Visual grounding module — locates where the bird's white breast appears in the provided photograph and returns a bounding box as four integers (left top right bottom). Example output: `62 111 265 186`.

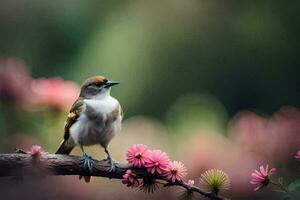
69 95 121 147
83 96 118 115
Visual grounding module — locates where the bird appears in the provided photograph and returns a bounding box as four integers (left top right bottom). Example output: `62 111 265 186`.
55 76 122 173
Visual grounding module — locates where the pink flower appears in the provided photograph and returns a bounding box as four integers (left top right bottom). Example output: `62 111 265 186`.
250 165 276 191
126 144 149 167
144 150 170 175
295 150 300 161
29 145 42 156
0 58 33 103
31 77 80 111
187 179 195 188
122 169 140 187
163 161 187 183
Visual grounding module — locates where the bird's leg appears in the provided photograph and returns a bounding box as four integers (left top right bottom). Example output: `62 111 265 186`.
80 145 94 173
105 148 117 172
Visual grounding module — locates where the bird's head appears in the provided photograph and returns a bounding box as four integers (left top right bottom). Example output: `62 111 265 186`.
79 76 119 99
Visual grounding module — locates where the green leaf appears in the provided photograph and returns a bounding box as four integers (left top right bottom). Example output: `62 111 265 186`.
278 177 284 185
179 190 194 200
288 179 300 192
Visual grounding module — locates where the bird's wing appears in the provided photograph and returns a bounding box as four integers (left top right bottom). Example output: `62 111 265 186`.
64 97 84 141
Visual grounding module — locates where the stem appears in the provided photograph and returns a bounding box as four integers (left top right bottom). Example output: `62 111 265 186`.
270 180 289 193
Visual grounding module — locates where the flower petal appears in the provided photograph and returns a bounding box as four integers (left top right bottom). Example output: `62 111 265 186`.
269 168 276 176
259 165 266 176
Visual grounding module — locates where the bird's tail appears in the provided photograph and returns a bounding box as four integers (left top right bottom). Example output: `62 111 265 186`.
55 140 74 154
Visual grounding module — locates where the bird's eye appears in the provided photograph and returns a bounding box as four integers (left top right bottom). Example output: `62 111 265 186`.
95 82 102 87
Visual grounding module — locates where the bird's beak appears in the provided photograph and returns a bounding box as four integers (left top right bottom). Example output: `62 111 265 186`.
104 80 119 88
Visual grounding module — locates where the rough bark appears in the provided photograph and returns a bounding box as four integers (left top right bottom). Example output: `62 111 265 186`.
0 152 229 200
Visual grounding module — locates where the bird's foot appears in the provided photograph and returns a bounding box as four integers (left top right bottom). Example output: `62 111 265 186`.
81 153 94 173
79 175 91 183
106 157 118 173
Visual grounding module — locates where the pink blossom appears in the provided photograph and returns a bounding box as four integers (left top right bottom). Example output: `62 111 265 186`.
29 145 42 156
31 77 80 111
163 161 187 183
144 150 170 175
250 165 276 191
187 180 195 188
0 58 33 103
122 169 140 187
295 150 300 161
126 144 149 167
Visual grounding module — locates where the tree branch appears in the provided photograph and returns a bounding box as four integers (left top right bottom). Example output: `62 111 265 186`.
0 152 229 200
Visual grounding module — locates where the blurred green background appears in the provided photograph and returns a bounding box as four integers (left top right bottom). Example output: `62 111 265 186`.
0 1 300 200
1 0 299 118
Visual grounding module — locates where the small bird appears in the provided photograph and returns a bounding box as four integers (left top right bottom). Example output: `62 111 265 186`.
56 76 122 173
